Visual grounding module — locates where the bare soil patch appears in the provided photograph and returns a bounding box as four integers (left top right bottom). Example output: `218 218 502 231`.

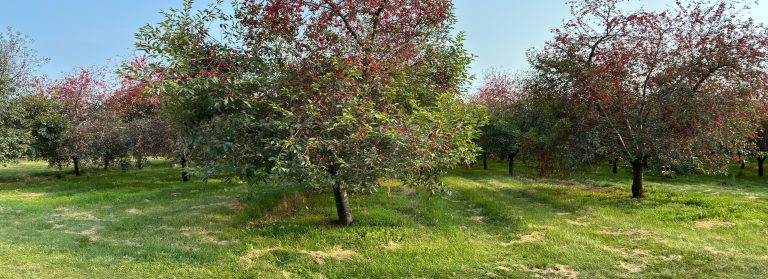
566 220 588 226
124 240 143 247
258 192 307 223
227 203 243 211
500 232 544 247
597 228 652 239
7 192 46 198
241 247 281 269
468 215 485 223
51 207 100 221
619 262 644 273
382 241 401 250
201 234 239 245
601 246 653 258
523 264 579 279
704 246 732 256
528 224 555 230
68 226 102 241
695 220 735 228
302 245 358 264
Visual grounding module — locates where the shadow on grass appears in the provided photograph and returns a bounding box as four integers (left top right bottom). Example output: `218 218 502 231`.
450 170 765 231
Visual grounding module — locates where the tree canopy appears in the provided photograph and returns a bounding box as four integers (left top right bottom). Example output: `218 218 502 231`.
0 28 47 165
137 0 484 225
531 0 768 198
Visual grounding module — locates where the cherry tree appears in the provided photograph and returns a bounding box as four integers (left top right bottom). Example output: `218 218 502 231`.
754 73 768 176
471 70 526 175
137 0 241 181
757 120 767 176
0 28 46 165
86 109 129 170
246 0 481 225
138 0 483 225
109 57 174 169
532 0 768 198
755 84 768 176
44 67 110 175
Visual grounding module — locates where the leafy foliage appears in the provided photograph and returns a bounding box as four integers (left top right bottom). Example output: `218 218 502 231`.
0 28 47 165
110 57 175 168
470 70 526 174
137 0 484 223
531 0 768 197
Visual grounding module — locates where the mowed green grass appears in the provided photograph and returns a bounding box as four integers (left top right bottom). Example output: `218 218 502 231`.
0 160 767 278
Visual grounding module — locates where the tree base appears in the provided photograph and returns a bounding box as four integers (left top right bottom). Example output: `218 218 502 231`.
333 186 353 226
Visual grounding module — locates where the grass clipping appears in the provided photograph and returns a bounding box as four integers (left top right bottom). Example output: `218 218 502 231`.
302 245 358 264
500 232 544 247
241 245 358 268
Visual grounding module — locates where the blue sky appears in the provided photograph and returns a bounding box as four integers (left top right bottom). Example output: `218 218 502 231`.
2 0 767 88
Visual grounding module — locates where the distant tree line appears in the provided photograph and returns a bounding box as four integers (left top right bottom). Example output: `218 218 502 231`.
0 27 176 174
471 0 768 198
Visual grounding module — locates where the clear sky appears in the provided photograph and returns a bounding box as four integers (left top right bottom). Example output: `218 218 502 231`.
2 0 767 87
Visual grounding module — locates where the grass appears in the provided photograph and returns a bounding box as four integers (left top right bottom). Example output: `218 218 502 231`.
0 160 767 278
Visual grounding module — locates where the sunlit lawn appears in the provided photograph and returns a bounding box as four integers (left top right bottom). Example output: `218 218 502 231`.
0 160 766 278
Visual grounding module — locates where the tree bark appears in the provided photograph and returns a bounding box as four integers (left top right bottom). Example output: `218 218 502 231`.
612 158 619 174
482 151 488 170
508 151 518 176
759 157 765 177
739 152 745 169
180 154 190 182
136 152 144 170
73 157 81 176
103 157 110 170
329 164 353 225
631 160 644 199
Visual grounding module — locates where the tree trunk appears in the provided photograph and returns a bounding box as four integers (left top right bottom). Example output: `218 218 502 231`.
103 157 110 170
73 157 81 176
181 154 190 182
631 160 644 199
739 152 745 169
759 157 765 177
136 152 144 170
612 159 618 174
482 151 488 170
329 164 353 225
508 151 517 176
